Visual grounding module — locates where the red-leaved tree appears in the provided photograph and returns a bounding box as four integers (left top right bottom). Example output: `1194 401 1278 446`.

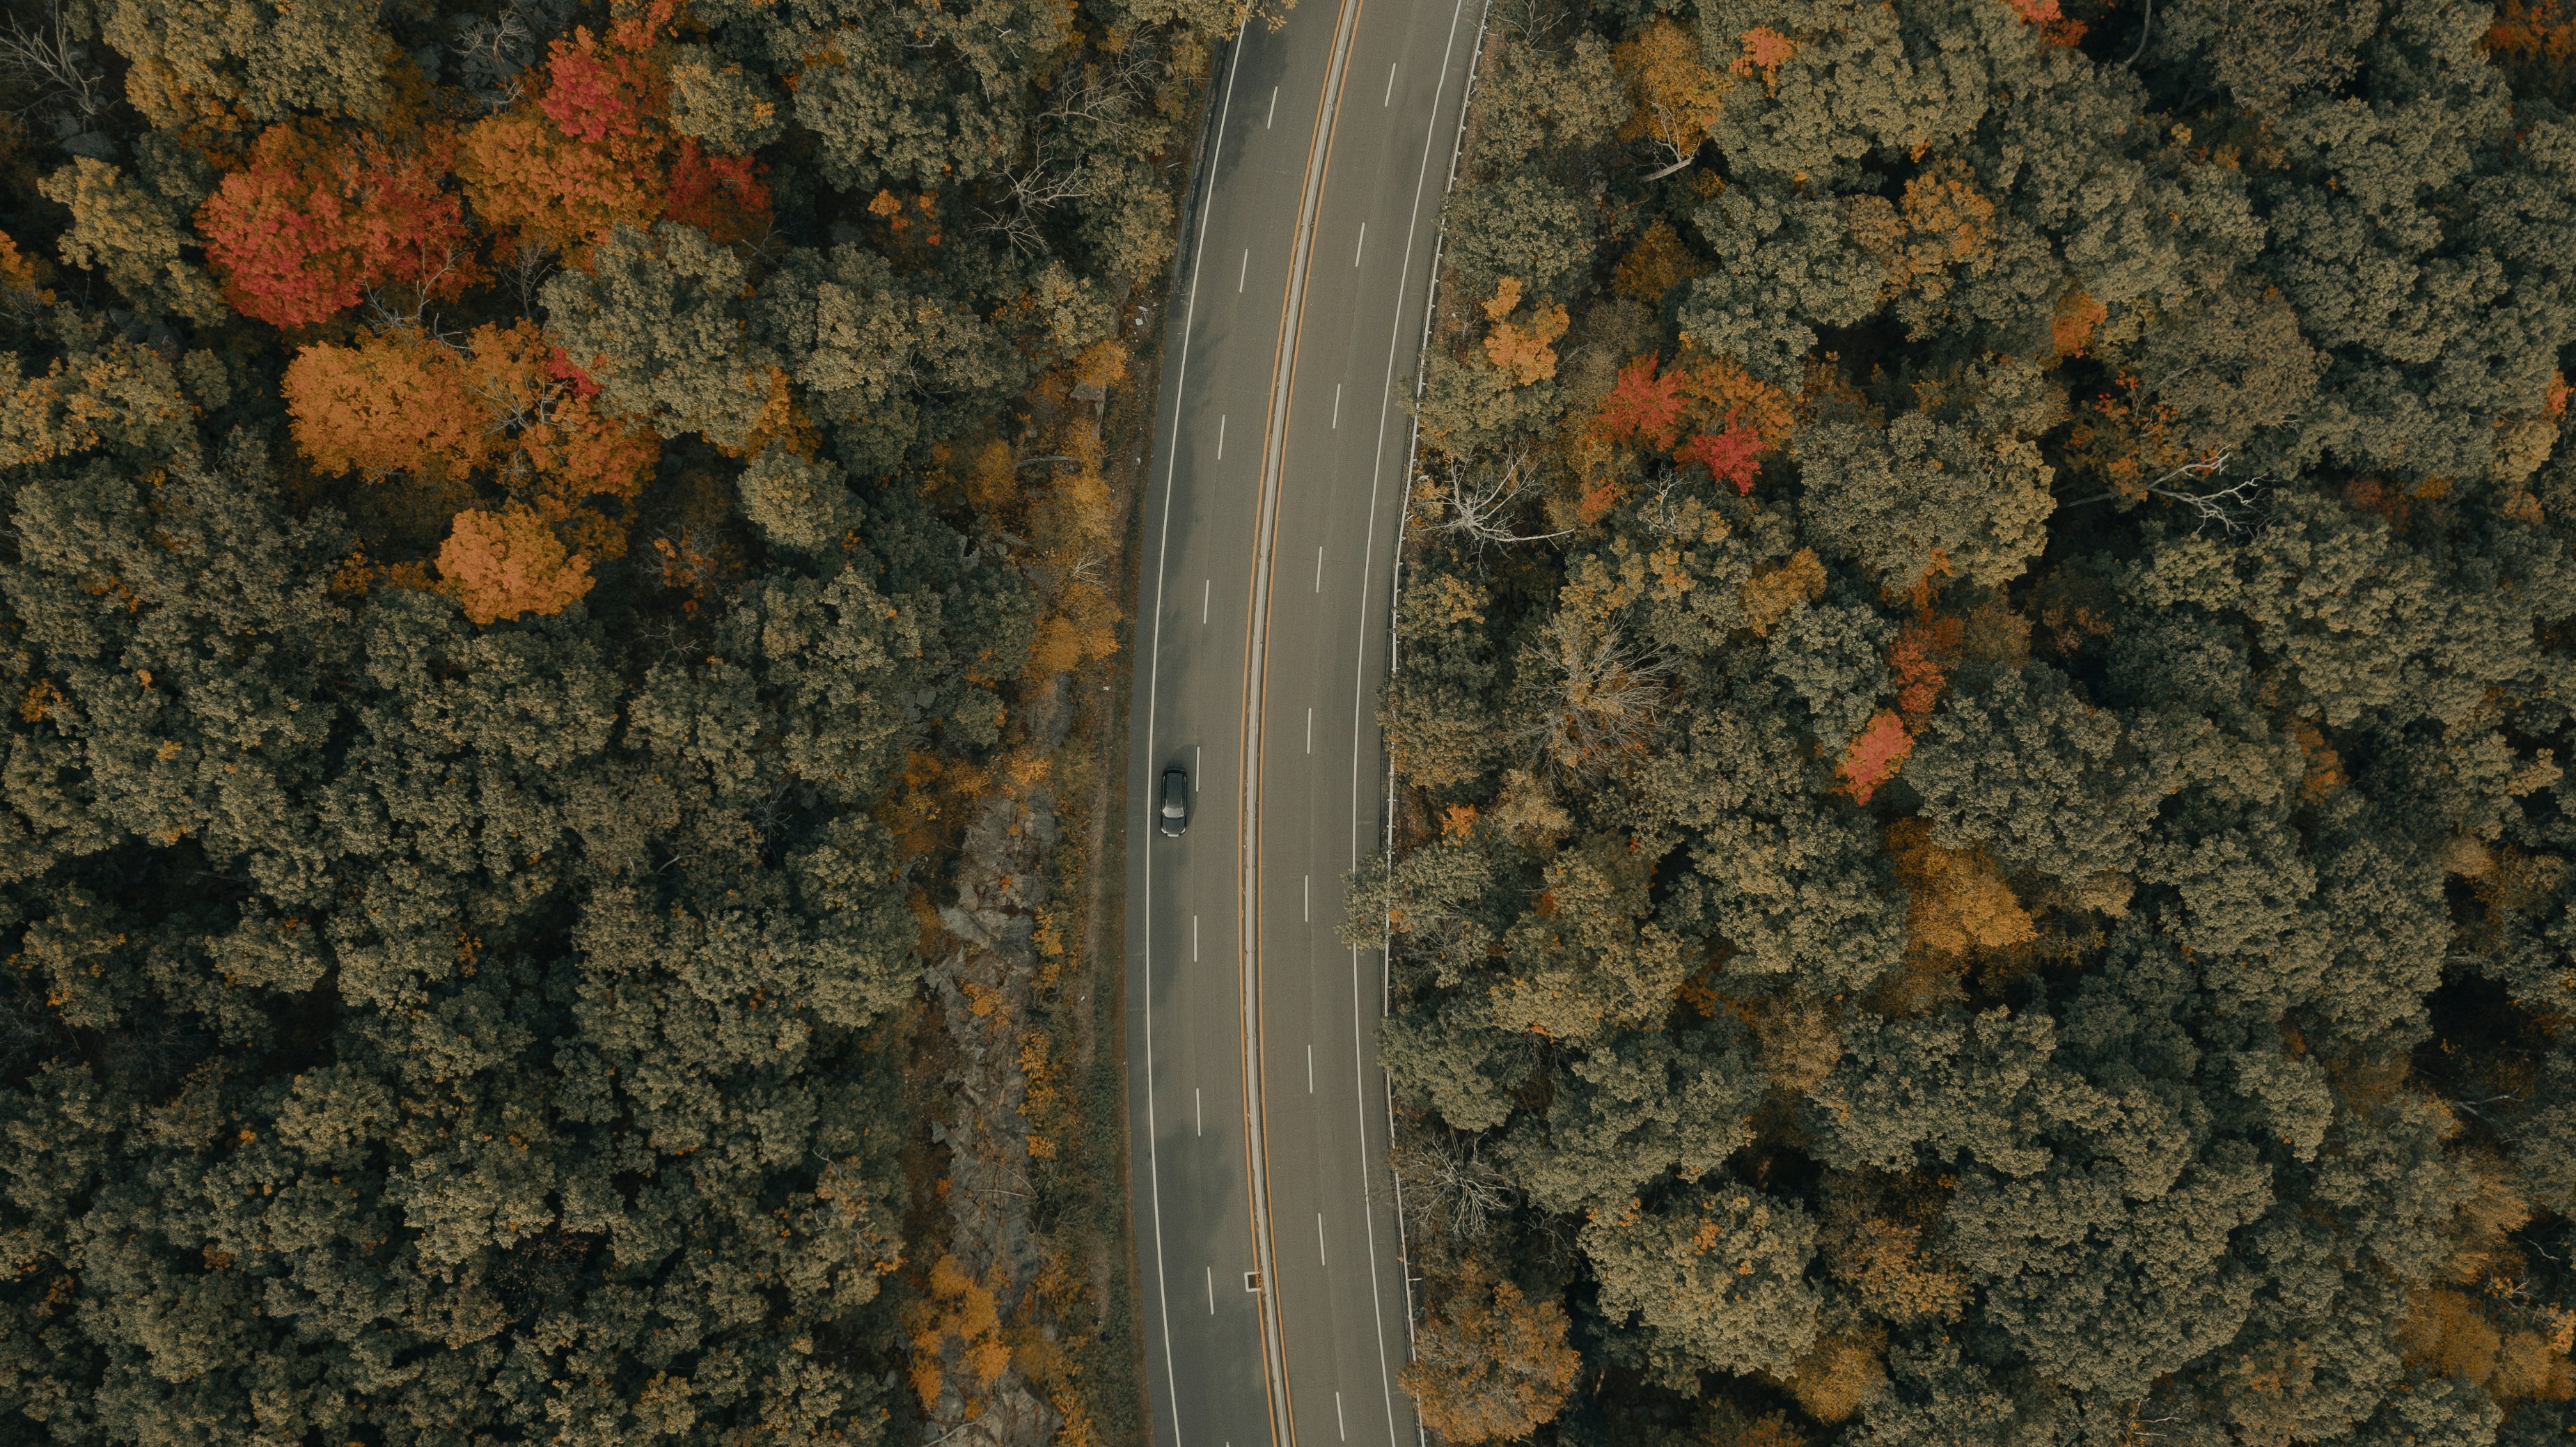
1678 426 1767 492
461 17 768 257
197 126 477 328
666 141 771 244
1594 353 1690 448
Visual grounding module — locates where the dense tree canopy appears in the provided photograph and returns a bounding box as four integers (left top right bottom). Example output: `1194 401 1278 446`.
0 0 1229 1438
1374 0 2576 1443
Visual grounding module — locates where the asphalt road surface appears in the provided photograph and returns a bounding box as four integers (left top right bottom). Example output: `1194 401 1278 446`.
1123 4 1482 1447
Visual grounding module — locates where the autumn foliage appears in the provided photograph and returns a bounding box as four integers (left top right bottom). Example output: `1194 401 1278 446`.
2488 0 2576 63
1837 710 1913 804
457 110 657 258
538 28 666 152
196 6 769 299
283 331 493 479
1733 26 1798 86
286 322 659 506
461 24 769 257
1888 611 1963 719
1596 354 1692 448
665 141 773 244
1482 276 1569 386
900 1256 1012 1414
437 503 595 623
1400 1263 1581 1442
285 318 658 606
2050 286 2107 357
1847 162 1998 301
2000 0 2087 46
197 125 478 328
1585 350 1796 508
1739 547 1827 635
462 319 662 514
1614 18 1734 172
1677 427 1767 492
1885 818 2034 959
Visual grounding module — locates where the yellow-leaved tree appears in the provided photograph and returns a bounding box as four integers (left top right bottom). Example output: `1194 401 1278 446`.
1613 17 1734 180
1482 276 1569 385
1400 1262 1580 1442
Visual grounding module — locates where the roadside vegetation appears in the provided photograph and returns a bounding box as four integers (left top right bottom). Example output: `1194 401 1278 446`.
1369 0 2576 1441
0 0 1236 1439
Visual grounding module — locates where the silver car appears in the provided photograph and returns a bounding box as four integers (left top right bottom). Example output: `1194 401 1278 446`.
1159 765 1190 837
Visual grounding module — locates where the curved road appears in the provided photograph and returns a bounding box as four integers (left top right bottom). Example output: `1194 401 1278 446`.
1124 5 1480 1447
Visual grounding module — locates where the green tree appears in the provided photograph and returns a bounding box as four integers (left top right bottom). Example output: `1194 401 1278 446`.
1582 1185 1823 1384
541 221 778 449
1372 0 2576 1434
37 159 225 322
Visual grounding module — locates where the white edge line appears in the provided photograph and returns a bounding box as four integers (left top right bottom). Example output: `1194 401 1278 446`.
1344 3 1484 1447
1372 29 1492 1447
1142 29 1248 1447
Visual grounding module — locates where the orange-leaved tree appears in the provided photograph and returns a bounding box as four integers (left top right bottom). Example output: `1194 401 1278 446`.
1482 276 1569 386
1672 352 1795 491
1595 353 1692 448
665 141 772 244
438 503 595 623
2050 286 2107 357
1888 610 1964 720
1021 430 1122 681
1846 162 1997 312
283 330 494 480
461 19 769 258
1733 26 1797 89
2000 0 2088 47
287 322 658 591
1677 428 1766 491
458 107 658 259
1584 351 1796 510
198 125 478 328
1839 711 1913 804
1885 817 2034 960
2488 0 2576 65
462 320 660 549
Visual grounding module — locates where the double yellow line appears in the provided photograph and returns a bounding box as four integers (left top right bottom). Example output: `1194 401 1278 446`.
1236 1 1367 1444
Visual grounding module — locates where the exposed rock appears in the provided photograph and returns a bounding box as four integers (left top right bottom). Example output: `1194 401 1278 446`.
920 788 1062 1446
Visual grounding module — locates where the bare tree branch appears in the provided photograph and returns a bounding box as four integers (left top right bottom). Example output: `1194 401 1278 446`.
1524 611 1671 774
974 151 1093 256
1044 40 1164 125
1420 446 1570 550
2061 451 2264 534
1640 466 1698 538
1496 0 1564 44
505 241 556 318
1638 100 1703 181
361 245 475 337
1394 1128 1516 1244
452 1 541 108
0 0 104 127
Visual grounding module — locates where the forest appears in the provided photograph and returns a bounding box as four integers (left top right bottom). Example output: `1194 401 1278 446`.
0 0 1234 1439
1367 0 2576 1444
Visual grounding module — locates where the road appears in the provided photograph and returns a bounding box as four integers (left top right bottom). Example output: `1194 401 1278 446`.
1122 4 1481 1447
